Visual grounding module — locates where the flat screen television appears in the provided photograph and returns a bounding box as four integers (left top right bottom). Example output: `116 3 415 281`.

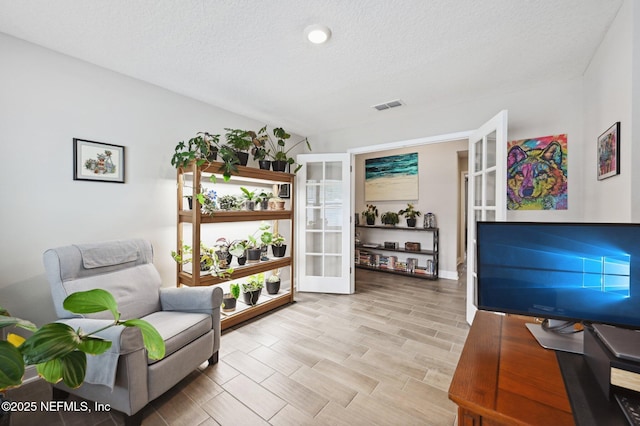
476 221 640 353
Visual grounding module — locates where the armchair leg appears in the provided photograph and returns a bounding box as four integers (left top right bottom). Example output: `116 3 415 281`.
208 352 219 366
51 387 69 401
124 410 143 426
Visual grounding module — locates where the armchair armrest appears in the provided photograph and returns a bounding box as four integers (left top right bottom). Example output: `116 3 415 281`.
160 286 223 314
56 318 144 389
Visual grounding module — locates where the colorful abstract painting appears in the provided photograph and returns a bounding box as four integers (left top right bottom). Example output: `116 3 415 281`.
507 134 567 210
365 153 418 201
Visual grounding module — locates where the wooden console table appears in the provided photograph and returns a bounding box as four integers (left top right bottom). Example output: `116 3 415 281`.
449 311 574 425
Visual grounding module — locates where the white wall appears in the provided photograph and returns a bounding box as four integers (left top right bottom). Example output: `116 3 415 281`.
355 142 467 279
313 78 587 224
0 34 268 325
583 0 633 222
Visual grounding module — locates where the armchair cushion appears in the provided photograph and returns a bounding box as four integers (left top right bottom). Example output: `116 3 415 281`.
60 264 162 320
142 311 212 365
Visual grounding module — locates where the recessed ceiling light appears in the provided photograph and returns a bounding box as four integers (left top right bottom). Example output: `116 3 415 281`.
304 24 331 44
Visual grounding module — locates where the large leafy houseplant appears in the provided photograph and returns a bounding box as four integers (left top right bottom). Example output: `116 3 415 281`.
266 127 312 173
0 289 165 391
171 132 220 169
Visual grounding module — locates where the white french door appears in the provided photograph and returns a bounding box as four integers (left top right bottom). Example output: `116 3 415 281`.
466 110 508 324
295 153 353 294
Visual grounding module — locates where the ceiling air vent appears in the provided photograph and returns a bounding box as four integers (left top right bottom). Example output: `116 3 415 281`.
372 99 404 111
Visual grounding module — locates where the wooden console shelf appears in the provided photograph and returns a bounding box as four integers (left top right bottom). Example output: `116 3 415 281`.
449 311 574 425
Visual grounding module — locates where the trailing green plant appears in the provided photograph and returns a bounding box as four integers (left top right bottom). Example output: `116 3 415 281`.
381 211 400 226
0 289 164 391
398 203 421 219
242 273 264 292
171 243 233 278
171 132 220 169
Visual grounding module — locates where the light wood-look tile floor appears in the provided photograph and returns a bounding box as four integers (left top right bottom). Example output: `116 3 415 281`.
8 268 469 426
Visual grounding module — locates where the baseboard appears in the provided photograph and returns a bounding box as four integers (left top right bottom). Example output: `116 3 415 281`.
439 269 459 280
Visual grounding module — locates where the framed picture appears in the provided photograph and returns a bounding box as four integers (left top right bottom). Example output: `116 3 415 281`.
365 152 418 201
278 183 290 199
597 122 620 180
73 138 125 183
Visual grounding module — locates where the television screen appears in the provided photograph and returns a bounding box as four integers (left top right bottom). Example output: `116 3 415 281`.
476 221 640 329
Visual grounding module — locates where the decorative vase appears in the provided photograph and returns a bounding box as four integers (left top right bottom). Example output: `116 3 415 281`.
424 212 437 228
243 288 262 306
272 245 287 257
266 279 281 295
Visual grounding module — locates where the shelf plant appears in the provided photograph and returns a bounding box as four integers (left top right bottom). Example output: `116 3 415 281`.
229 239 248 265
398 203 422 227
381 211 400 226
225 128 254 166
266 270 281 294
362 204 378 225
222 283 240 312
171 132 220 170
0 289 164 391
265 127 312 173
246 222 271 262
240 187 259 210
242 273 264 306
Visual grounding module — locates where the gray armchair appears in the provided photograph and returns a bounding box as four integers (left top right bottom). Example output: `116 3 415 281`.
43 239 223 425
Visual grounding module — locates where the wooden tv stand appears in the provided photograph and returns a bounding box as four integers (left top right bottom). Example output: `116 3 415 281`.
449 311 574 425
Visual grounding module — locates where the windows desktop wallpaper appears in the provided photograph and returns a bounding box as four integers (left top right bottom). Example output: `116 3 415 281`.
477 222 640 328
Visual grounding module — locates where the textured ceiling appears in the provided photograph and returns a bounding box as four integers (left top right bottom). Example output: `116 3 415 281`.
0 0 623 136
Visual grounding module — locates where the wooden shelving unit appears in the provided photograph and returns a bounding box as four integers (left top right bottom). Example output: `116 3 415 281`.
355 224 439 280
176 160 295 329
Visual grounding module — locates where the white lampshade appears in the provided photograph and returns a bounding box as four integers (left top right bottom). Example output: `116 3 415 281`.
304 24 331 44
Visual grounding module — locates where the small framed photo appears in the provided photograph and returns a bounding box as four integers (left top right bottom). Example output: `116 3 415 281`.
73 138 125 183
278 183 290 199
597 122 620 180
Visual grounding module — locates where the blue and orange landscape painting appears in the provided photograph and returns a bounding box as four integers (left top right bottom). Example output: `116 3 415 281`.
365 152 418 201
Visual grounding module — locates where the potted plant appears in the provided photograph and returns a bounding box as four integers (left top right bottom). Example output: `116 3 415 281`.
218 194 241 211
362 204 378 225
240 187 259 210
171 132 218 170
172 243 216 271
250 126 271 170
266 270 281 294
269 233 287 257
266 127 312 173
199 188 218 215
269 196 286 211
257 191 273 210
398 203 422 227
242 274 264 306
0 289 164 393
225 128 253 166
222 283 240 312
246 222 271 262
214 238 232 269
229 239 249 266
381 211 400 226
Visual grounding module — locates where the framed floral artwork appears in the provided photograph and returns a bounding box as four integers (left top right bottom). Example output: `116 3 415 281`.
73 138 125 183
